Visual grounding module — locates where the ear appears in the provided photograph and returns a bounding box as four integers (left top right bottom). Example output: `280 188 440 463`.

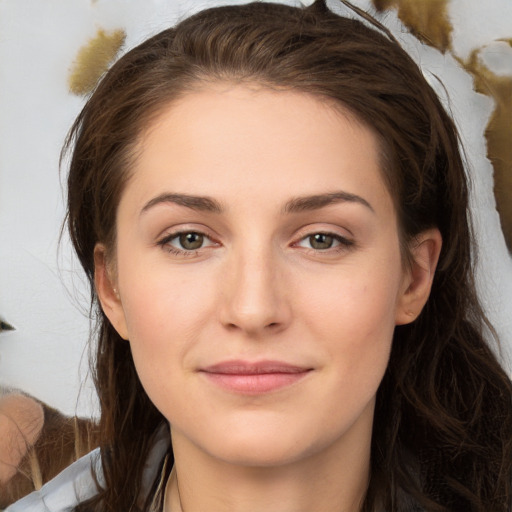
94 244 129 340
395 228 442 325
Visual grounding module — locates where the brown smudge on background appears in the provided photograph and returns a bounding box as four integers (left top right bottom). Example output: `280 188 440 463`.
372 1 512 253
0 319 15 333
461 45 512 253
372 0 453 52
68 29 125 96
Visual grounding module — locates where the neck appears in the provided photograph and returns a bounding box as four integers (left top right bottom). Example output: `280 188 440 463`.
166 408 373 512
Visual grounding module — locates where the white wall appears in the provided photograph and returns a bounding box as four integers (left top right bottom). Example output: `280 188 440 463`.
0 0 511 418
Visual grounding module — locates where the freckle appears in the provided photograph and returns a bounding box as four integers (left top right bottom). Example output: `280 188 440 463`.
460 46 512 254
68 28 126 96
372 0 453 53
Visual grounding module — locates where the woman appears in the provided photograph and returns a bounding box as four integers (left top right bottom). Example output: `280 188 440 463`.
7 0 512 510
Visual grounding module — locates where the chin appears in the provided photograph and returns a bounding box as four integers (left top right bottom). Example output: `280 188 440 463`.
197 417 338 469
210 438 310 468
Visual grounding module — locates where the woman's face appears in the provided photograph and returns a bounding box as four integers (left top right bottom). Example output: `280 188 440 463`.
96 84 431 468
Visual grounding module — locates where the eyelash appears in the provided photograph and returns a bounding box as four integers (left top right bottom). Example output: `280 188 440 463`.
156 230 355 257
294 232 355 253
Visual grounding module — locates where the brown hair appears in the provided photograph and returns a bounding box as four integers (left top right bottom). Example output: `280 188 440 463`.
64 1 512 510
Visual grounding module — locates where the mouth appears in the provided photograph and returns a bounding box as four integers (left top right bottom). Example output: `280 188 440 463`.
199 360 313 394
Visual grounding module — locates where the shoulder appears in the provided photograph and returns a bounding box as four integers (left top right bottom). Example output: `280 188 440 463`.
4 448 102 512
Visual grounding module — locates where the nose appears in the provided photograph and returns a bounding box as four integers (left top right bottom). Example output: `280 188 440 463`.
219 245 292 337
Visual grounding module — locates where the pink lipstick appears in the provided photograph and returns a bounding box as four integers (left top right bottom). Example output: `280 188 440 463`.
199 360 312 394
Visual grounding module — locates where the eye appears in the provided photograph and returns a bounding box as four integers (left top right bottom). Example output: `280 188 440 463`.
175 232 205 250
158 231 217 254
305 233 336 250
296 232 353 251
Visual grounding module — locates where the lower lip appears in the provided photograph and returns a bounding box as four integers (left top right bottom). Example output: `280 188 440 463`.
201 371 310 394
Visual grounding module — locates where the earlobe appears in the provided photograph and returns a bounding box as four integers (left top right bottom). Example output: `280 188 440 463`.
395 228 442 325
94 244 129 340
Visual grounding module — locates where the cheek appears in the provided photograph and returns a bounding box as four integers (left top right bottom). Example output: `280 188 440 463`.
118 256 216 343
118 279 204 417
115 257 221 404
298 259 402 388
301 265 401 342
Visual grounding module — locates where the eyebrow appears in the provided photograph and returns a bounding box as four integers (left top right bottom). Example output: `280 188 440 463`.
283 191 374 214
140 193 223 215
139 190 374 217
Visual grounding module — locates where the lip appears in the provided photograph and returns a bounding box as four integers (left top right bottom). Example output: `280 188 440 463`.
199 360 313 394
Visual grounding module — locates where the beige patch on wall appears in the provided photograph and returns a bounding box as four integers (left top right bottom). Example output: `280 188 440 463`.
372 0 512 254
372 0 452 52
461 43 512 252
68 29 126 96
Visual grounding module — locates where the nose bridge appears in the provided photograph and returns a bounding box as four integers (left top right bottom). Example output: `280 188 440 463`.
220 239 290 335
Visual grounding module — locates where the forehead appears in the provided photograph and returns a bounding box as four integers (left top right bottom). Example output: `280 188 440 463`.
123 84 393 216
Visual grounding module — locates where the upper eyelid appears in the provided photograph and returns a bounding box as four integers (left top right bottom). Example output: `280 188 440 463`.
157 225 217 241
159 230 216 245
291 219 355 235
292 225 354 242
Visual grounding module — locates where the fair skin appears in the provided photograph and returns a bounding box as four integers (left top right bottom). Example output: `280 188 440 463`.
95 84 441 512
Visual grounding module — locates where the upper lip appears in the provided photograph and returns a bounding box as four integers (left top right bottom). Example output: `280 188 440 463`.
200 360 312 375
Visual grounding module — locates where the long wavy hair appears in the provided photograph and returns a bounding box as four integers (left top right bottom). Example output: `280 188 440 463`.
64 1 512 510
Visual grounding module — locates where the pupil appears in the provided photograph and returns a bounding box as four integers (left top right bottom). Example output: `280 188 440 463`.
310 233 333 250
180 232 203 250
